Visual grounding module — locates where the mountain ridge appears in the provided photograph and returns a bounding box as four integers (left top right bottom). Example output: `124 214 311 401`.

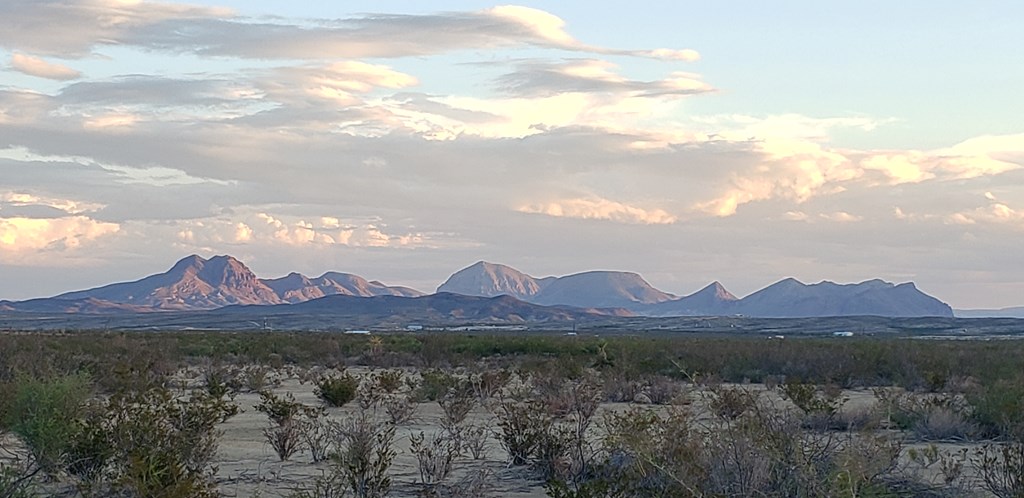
5 255 958 318
441 261 953 318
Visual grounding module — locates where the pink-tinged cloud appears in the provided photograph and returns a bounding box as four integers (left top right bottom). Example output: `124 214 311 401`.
518 197 677 225
9 53 81 80
0 216 119 253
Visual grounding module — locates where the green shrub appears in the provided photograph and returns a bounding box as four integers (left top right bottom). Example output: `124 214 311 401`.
969 378 1024 439
316 373 360 407
416 369 459 402
256 390 309 425
2 373 92 474
101 379 238 497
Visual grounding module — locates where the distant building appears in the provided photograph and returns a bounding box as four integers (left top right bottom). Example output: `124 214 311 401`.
345 330 371 335
833 331 854 337
405 325 424 331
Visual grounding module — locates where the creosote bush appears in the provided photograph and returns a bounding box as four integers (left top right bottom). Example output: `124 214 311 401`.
1 373 92 474
316 373 360 407
327 411 396 498
409 431 459 496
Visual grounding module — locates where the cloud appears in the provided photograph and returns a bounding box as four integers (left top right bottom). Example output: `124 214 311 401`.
245 213 429 247
948 199 1024 229
0 2 699 62
0 0 233 58
495 59 714 98
518 197 677 225
1 192 103 215
9 53 81 80
819 211 862 223
0 215 119 255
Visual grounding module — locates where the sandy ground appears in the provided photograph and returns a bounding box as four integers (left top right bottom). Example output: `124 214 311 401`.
214 376 551 498
0 370 994 497
209 377 975 498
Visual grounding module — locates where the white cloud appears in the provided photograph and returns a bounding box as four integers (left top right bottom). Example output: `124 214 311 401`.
819 211 862 223
0 3 699 63
0 0 233 57
783 211 808 221
518 197 677 225
1 192 103 215
9 53 81 80
234 222 253 242
0 215 119 256
486 5 575 46
948 202 1024 228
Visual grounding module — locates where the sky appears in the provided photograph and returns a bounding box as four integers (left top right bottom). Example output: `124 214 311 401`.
1 1 1023 309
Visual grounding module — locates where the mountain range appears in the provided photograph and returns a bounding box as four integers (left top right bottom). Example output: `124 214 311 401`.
52 255 422 310
438 261 953 318
0 254 956 319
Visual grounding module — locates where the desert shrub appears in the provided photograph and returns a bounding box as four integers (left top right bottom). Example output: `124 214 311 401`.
241 364 279 392
409 431 459 496
202 363 242 398
905 444 970 492
417 369 459 402
329 412 396 498
65 401 114 487
317 373 360 407
256 390 326 462
356 378 384 410
301 416 333 463
101 378 238 498
462 423 491 460
0 463 38 498
369 369 404 394
470 368 512 401
968 378 1024 439
974 442 1024 498
2 373 92 474
599 371 642 403
439 389 476 428
874 389 977 441
287 470 348 498
450 464 494 498
256 390 310 425
644 375 687 405
832 405 881 432
706 384 759 421
383 394 417 425
779 380 845 418
559 395 911 498
913 405 978 441
265 420 303 461
495 400 551 466
554 375 603 483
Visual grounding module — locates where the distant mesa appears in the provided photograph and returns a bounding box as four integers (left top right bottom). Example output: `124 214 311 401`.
730 278 952 318
1 254 956 319
955 306 1024 319
439 261 953 318
438 263 674 310
264 271 423 303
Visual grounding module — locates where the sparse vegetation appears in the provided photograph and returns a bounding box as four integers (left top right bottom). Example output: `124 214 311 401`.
2 330 1024 496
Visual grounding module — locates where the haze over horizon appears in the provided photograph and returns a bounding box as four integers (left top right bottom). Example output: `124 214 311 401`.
1 2 1022 309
